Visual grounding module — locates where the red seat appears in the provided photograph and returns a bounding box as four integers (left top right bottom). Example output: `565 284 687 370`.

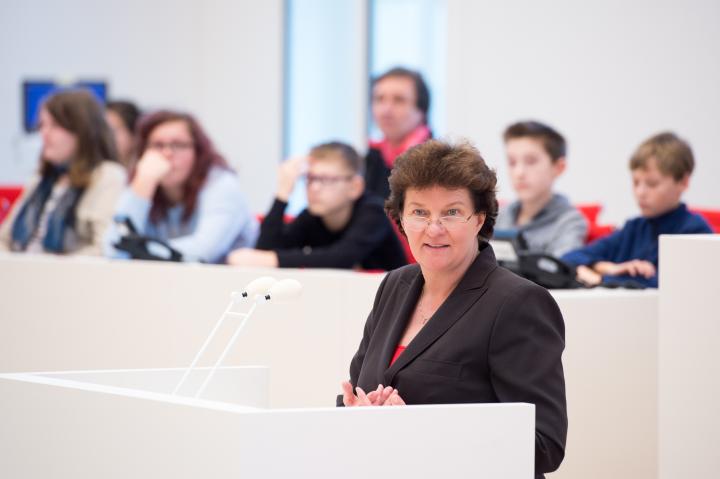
576 203 616 244
576 203 601 224
690 207 720 233
255 213 294 224
0 186 23 225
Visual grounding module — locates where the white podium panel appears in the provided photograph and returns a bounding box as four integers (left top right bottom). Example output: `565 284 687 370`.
548 289 659 479
0 254 384 408
0 371 535 479
658 235 720 478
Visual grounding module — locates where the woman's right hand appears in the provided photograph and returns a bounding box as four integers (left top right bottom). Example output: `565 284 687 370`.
132 150 172 199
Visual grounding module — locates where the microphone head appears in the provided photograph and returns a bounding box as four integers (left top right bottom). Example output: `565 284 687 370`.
233 276 278 301
266 279 302 301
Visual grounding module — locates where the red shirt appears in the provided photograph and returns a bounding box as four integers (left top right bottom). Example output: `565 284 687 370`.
369 124 431 169
390 344 406 366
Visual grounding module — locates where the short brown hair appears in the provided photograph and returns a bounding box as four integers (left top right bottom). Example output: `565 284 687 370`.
503 120 566 162
629 132 694 181
309 141 363 175
385 139 498 241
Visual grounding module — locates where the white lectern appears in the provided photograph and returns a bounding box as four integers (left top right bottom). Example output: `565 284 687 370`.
0 370 535 479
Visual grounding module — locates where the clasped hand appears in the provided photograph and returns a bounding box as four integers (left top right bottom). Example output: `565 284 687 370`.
341 380 406 407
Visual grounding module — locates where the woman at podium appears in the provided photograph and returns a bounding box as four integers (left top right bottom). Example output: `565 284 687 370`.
339 140 567 477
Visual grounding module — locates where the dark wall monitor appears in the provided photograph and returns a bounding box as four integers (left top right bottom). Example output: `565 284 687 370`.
22 80 108 133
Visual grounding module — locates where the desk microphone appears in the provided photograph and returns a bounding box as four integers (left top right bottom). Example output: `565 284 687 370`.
172 276 303 399
266 278 302 301
233 276 279 301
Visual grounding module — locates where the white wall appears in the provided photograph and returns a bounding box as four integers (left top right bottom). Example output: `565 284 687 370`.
4 0 718 222
0 0 283 213
370 0 447 137
285 0 368 157
283 0 368 215
446 0 720 223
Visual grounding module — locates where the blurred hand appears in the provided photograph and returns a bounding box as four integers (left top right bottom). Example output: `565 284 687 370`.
136 150 172 183
277 156 308 202
227 248 279 268
131 150 172 199
596 260 656 279
576 265 602 286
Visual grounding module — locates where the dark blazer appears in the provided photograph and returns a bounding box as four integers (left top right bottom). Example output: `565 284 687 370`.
341 243 567 477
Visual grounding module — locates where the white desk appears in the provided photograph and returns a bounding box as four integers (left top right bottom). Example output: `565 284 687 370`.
0 253 660 478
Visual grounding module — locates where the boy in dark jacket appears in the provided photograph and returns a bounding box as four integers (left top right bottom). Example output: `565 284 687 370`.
228 142 406 270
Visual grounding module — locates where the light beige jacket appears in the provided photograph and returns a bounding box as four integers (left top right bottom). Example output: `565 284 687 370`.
0 162 127 256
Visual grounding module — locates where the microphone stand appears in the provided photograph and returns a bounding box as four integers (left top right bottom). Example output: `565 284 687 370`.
171 296 260 396
171 278 301 400
192 297 264 399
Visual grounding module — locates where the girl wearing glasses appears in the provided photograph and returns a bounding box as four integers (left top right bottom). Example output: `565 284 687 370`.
0 90 125 255
104 110 257 263
339 140 568 478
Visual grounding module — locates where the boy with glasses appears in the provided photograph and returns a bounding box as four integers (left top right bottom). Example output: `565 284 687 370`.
227 142 407 270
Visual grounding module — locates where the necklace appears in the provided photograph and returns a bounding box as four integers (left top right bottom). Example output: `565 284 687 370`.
417 291 434 325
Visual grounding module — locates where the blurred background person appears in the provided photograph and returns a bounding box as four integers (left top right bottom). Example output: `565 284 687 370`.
365 67 432 199
104 110 257 263
340 140 567 478
228 141 406 270
496 121 587 257
0 90 125 255
562 132 712 288
105 100 142 170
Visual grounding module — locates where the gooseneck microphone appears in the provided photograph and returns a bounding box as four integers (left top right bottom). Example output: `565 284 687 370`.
172 277 302 399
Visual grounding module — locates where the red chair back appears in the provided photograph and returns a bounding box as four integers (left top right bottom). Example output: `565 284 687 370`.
575 203 616 244
576 203 601 225
0 186 23 225
690 207 720 233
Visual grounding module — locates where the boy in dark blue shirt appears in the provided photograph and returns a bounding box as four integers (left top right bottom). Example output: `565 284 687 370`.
562 132 712 288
